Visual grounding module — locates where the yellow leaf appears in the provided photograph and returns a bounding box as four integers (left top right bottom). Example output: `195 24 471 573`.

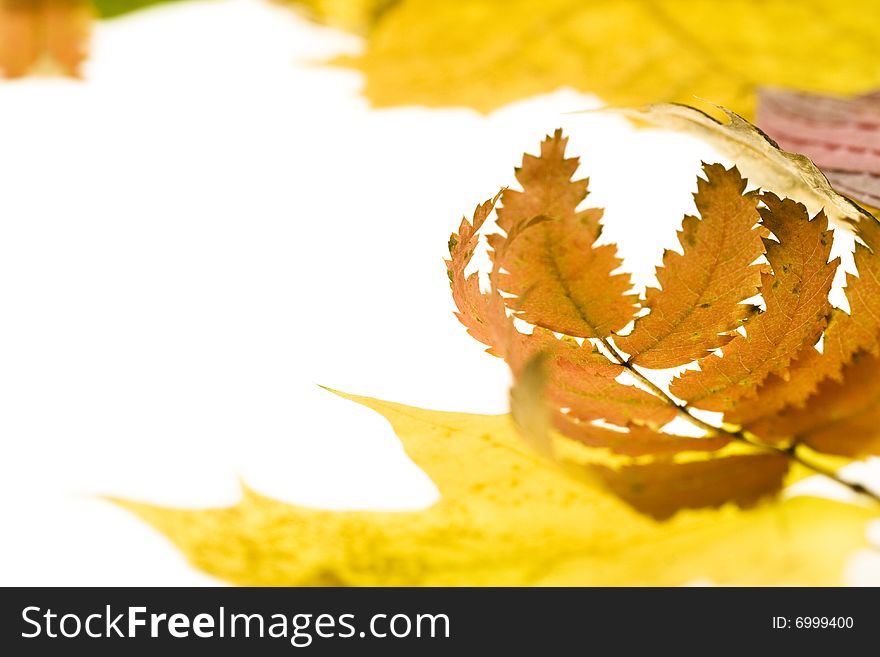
449 124 879 517
117 391 876 586
332 0 880 117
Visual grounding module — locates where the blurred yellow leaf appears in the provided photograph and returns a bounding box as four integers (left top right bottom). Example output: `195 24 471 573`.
118 391 876 585
335 0 880 116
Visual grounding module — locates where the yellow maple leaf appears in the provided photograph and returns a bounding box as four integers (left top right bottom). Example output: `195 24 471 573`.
333 0 880 116
117 391 876 586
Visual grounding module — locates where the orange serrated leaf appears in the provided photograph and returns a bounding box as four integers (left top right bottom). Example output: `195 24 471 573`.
594 453 790 521
446 194 512 357
447 136 675 429
447 206 674 427
117 392 875 586
332 1 880 119
616 164 766 368
670 194 839 411
493 129 637 338
748 350 880 457
532 330 675 426
553 412 729 457
730 218 880 425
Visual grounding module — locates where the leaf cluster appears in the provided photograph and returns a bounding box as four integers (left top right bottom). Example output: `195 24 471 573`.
448 128 880 519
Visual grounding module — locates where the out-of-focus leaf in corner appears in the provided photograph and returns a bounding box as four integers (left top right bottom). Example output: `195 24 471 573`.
0 0 92 78
757 88 880 213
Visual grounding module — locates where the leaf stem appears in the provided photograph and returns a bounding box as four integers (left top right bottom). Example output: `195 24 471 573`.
597 336 880 505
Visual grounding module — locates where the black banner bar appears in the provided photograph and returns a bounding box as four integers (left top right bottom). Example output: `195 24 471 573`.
1 587 875 654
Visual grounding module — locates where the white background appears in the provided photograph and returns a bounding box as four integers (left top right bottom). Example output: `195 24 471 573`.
0 0 877 585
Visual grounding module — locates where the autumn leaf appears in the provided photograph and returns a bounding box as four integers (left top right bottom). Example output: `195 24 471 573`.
757 87 880 212
116 120 880 586
0 0 92 78
450 126 880 520
553 412 729 457
670 194 839 411
0 1 205 80
452 132 790 515
445 194 511 357
12 0 880 127
615 163 766 368
749 351 880 458
493 130 638 339
754 86 880 249
445 197 660 432
117 390 877 586
0 0 379 78
611 103 872 228
541 337 674 426
757 89 880 180
446 133 675 429
332 0 880 116
508 353 793 519
728 218 880 426
594 454 790 521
